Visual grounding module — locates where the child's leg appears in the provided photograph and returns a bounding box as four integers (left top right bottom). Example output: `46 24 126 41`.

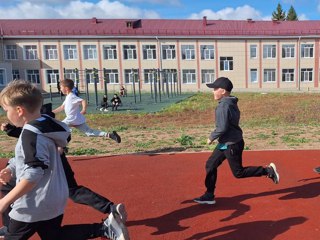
74 123 106 137
204 148 226 193
6 218 37 240
37 215 63 240
225 140 267 178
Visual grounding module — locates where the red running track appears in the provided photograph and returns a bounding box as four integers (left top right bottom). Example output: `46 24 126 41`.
1 150 320 240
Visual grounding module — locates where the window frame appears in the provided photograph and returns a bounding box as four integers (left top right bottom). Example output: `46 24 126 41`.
263 44 276 59
24 45 38 60
63 45 78 60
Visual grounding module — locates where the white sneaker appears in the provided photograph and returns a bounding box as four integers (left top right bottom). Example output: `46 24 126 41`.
100 108 104 111
267 163 279 184
104 109 109 112
102 212 130 240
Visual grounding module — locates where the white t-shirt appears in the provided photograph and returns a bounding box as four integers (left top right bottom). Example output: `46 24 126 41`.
62 93 86 126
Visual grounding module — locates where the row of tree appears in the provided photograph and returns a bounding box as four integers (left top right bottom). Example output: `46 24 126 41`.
272 3 298 21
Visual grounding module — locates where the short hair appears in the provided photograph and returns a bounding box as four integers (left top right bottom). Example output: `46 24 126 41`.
60 79 74 90
0 80 43 113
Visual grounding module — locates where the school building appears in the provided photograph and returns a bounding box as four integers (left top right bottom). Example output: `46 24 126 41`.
0 17 320 93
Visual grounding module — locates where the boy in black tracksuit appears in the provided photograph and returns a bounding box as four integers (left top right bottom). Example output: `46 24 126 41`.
194 77 280 204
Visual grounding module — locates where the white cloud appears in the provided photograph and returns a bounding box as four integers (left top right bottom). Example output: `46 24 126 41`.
122 0 181 6
0 0 160 19
188 5 265 20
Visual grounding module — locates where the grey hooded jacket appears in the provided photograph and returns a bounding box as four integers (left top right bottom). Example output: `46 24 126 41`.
7 115 70 223
209 96 243 145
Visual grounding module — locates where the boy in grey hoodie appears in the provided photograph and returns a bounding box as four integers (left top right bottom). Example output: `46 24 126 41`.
194 77 280 204
0 80 129 240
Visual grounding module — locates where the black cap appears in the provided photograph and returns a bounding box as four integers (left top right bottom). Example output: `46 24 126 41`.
206 77 233 92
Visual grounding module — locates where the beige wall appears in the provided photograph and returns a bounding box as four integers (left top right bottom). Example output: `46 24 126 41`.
1 36 320 92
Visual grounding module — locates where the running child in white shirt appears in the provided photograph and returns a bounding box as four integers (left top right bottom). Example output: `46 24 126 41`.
53 79 121 143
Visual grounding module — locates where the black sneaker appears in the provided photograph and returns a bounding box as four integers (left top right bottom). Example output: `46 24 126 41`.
109 131 121 143
193 192 216 204
267 163 279 184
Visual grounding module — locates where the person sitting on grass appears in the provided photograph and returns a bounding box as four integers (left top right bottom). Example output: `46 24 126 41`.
53 79 121 143
100 94 109 112
111 94 122 111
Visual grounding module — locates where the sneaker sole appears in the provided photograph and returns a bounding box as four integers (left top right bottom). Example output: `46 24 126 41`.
193 199 216 205
115 203 128 222
269 163 280 184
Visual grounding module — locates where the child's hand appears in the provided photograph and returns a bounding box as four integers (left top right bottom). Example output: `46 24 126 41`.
0 168 12 185
0 123 9 131
80 110 86 115
207 138 213 145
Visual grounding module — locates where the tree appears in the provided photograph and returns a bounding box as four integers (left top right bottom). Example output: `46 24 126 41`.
272 3 286 21
286 6 298 21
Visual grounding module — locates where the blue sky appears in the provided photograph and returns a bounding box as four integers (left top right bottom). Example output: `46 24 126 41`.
0 0 319 20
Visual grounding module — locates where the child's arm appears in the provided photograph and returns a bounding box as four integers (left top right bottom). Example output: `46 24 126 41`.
1 123 22 138
52 104 64 114
80 99 87 115
0 178 36 213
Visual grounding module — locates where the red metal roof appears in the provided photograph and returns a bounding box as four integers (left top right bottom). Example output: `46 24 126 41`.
0 18 320 38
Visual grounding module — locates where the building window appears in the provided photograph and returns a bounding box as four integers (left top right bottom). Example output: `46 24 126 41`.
301 44 314 58
282 69 294 82
263 69 276 82
103 45 117 60
182 69 196 83
24 45 38 60
250 45 257 58
83 45 97 60
301 68 313 82
181 45 195 60
124 69 138 83
63 45 78 60
46 69 59 84
142 45 156 60
250 69 258 83
201 69 214 83
162 45 176 60
5 45 18 60
163 69 177 84
263 44 276 59
44 45 58 60
64 69 79 82
85 69 99 84
123 45 137 60
26 70 40 84
104 69 119 84
12 70 20 80
144 69 157 84
282 44 295 58
220 57 233 71
0 69 5 85
200 45 214 60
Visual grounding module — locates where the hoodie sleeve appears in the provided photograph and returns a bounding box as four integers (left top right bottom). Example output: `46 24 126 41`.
209 102 230 141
